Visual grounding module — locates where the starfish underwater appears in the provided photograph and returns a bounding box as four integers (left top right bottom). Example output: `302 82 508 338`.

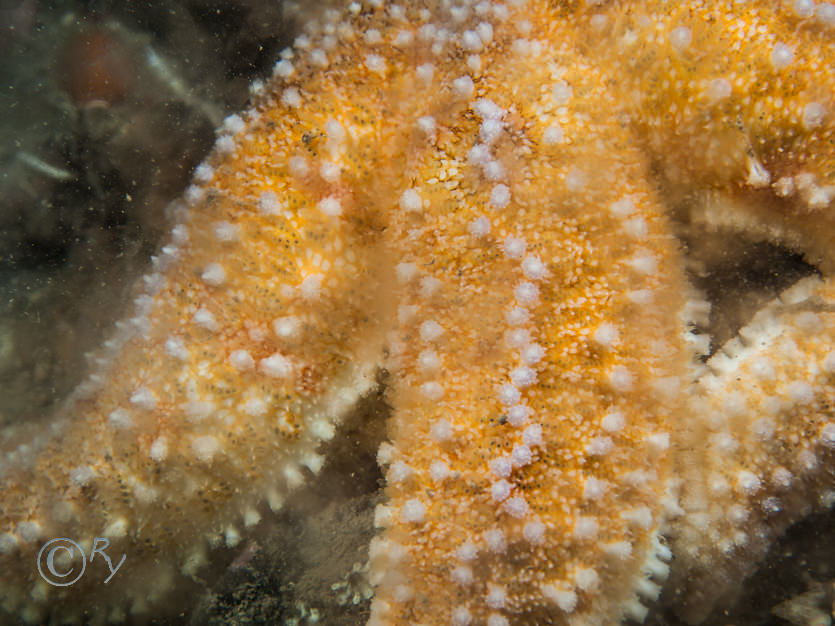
0 0 833 624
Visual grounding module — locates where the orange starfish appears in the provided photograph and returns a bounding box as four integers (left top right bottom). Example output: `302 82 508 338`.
0 1 833 624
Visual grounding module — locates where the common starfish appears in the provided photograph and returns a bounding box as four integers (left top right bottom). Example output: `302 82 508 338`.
0 0 833 625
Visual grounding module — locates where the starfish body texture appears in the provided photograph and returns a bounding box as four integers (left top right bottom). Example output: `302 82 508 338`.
0 0 833 625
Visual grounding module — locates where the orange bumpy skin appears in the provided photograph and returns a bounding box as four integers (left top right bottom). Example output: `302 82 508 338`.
0 15 397 622
582 0 835 269
574 2 835 621
0 0 833 624
366 8 686 626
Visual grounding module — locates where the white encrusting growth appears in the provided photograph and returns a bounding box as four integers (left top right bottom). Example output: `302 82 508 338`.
130 387 158 410
201 263 226 286
504 496 529 518
281 87 301 108
521 256 545 279
320 161 341 183
430 419 453 442
229 350 255 371
273 59 294 78
669 25 692 51
274 315 301 340
399 189 422 212
430 460 451 482
193 163 214 183
507 404 531 428
521 343 544 364
419 320 444 342
513 282 539 305
706 77 732 103
258 191 284 215
289 156 309 177
543 123 564 145
260 354 293 378
510 366 536 387
770 42 794 69
498 383 521 406
453 75 475 98
365 54 388 75
416 62 435 83
300 273 324 299
108 408 133 429
192 308 218 333
318 196 342 217
401 499 427 523
418 349 441 373
489 184 511 208
417 115 436 135
802 101 825 130
592 323 619 350
213 221 240 242
71 465 96 486
421 381 445 400
503 237 526 259
601 411 626 433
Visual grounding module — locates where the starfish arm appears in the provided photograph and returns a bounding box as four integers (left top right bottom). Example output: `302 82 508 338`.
589 1 835 269
365 7 690 624
671 276 835 623
0 43 393 621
